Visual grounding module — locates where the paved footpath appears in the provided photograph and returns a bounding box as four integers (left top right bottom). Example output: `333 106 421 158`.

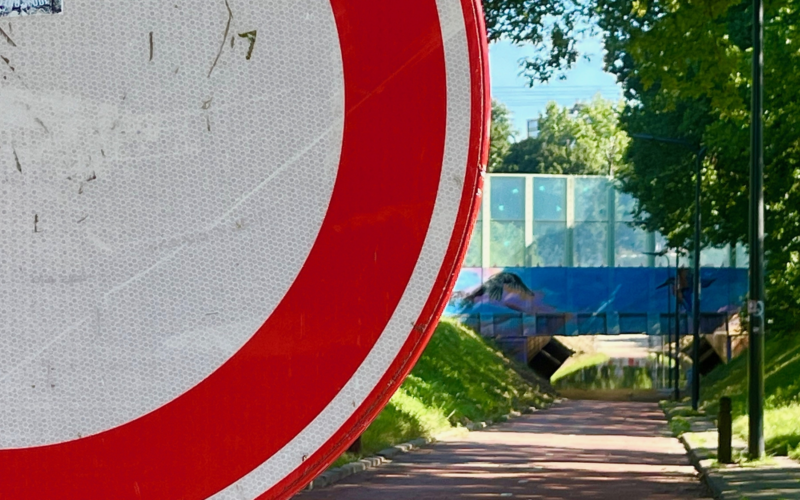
294 400 709 499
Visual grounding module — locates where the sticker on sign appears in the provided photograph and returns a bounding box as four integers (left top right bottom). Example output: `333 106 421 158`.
0 0 62 17
0 0 488 499
748 300 765 317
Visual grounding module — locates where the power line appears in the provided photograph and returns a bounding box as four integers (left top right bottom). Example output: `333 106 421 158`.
493 84 621 90
493 88 622 96
493 92 622 100
495 99 622 107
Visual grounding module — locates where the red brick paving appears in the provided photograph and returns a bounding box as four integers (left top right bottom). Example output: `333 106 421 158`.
294 400 709 499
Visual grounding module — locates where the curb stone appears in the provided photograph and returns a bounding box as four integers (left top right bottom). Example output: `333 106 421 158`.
678 432 743 500
661 401 800 500
302 405 543 491
660 401 744 500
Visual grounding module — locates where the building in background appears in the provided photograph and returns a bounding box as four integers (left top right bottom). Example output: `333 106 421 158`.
526 119 538 139
446 174 748 363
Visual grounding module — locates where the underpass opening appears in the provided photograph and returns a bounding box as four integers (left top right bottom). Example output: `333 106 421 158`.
444 173 749 401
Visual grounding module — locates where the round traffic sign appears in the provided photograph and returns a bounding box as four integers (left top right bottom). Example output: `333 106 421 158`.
0 0 488 498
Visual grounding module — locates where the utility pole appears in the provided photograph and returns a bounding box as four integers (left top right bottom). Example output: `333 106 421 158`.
666 253 673 391
748 0 766 460
631 133 705 404
691 147 707 410
644 250 673 390
675 252 681 401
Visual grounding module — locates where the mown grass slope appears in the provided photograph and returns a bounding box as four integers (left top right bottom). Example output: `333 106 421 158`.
700 332 800 459
334 319 554 465
551 352 610 383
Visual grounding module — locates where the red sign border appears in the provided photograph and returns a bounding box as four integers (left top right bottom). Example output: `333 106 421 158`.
269 0 490 497
0 1 489 498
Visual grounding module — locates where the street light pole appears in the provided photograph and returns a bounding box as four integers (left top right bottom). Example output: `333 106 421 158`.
667 253 673 390
644 249 673 390
748 0 766 460
692 147 707 411
675 252 681 401
631 133 704 404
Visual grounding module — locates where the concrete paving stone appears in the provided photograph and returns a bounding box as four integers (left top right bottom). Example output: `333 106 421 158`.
667 403 800 500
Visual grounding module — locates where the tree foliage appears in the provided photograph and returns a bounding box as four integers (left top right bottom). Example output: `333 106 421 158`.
502 137 541 174
591 0 800 329
497 96 629 175
485 0 800 329
489 100 517 172
483 0 589 82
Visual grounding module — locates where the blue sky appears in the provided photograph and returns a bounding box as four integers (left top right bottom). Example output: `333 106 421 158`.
488 33 623 139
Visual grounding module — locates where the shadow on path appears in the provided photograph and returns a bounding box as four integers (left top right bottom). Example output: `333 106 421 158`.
294 400 709 499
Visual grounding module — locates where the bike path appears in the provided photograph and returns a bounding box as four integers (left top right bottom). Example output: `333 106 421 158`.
294 400 709 499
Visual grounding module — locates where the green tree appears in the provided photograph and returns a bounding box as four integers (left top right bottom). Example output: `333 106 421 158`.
498 96 629 175
483 0 586 82
489 100 517 172
502 137 541 173
592 0 800 329
483 0 800 330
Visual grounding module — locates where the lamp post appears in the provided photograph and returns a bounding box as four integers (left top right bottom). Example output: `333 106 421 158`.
691 146 707 410
643 249 672 390
749 0 766 460
631 133 704 408
675 251 681 401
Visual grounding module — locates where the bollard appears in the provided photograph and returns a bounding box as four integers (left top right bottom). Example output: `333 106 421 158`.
718 397 733 464
347 435 362 454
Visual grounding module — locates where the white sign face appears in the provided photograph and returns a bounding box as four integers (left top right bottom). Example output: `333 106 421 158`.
0 0 62 17
2 0 345 450
0 0 488 498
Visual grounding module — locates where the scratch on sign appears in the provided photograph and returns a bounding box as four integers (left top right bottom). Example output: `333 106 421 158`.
207 0 233 78
0 26 14 46
1 54 14 71
34 117 49 134
13 148 21 172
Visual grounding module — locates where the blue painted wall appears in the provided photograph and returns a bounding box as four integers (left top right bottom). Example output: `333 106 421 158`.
445 267 747 337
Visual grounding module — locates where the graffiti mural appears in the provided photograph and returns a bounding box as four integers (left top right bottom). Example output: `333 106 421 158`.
446 267 748 337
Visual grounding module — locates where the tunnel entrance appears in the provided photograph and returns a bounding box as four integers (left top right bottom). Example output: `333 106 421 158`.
549 334 681 402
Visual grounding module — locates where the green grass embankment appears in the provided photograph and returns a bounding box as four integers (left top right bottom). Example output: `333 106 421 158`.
551 353 610 383
700 333 800 460
334 319 554 466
